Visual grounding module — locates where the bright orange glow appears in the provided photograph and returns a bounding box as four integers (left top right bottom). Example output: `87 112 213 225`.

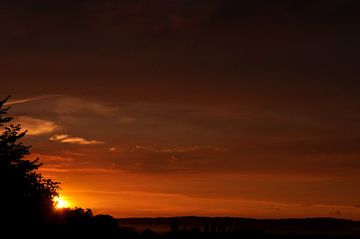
54 196 71 209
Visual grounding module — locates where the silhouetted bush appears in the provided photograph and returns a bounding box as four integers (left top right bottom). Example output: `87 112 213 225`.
0 96 60 234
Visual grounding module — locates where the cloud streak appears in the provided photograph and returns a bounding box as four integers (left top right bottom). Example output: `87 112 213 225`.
41 167 116 174
5 95 59 106
18 116 58 135
109 145 226 153
50 134 104 145
55 98 117 116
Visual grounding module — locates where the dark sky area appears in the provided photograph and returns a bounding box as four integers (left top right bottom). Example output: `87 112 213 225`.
1 0 360 218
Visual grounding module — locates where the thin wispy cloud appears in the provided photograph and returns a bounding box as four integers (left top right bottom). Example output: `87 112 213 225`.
109 147 119 152
49 134 68 141
50 134 104 145
18 116 58 136
41 167 116 174
158 146 227 153
5 95 59 106
28 153 74 163
61 137 104 145
109 145 227 153
55 98 117 116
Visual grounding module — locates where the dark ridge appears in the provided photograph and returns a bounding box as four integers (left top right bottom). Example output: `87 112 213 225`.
118 216 360 237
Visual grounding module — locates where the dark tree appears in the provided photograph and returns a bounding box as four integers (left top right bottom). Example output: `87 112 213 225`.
0 96 60 229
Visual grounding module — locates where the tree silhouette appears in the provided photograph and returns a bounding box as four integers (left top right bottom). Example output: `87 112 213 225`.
0 96 60 228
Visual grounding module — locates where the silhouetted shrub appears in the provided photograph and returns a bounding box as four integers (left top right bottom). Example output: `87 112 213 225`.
0 96 60 234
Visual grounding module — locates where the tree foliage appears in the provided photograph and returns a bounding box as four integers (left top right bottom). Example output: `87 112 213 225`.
0 96 60 225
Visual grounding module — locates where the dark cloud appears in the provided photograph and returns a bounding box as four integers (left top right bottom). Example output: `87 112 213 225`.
1 0 360 49
7 97 360 176
1 0 360 110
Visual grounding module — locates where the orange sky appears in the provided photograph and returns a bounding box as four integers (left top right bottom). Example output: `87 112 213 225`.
11 95 359 219
1 0 360 219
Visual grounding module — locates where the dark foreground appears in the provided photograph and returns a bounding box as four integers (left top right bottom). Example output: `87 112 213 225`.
117 217 360 239
2 214 360 239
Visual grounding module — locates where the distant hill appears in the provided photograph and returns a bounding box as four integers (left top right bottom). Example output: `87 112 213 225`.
118 217 360 237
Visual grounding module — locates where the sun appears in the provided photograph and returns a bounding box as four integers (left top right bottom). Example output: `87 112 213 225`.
54 196 71 209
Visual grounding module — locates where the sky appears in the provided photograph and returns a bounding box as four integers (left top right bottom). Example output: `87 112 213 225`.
1 0 360 219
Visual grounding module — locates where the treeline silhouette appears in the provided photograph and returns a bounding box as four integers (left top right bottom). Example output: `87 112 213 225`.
1 96 360 239
118 217 360 239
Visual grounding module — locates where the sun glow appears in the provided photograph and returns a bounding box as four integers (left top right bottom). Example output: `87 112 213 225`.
54 196 71 209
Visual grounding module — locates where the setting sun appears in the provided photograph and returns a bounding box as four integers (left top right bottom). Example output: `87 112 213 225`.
54 196 71 209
